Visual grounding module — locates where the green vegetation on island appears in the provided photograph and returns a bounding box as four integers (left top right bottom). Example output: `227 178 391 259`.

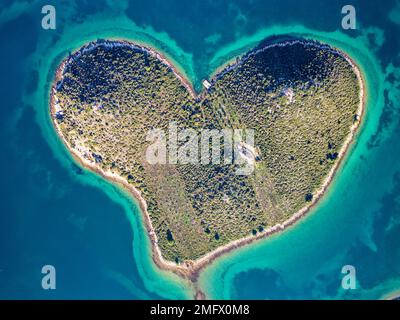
51 38 361 263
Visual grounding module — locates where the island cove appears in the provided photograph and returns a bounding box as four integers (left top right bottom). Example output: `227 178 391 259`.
49 36 365 288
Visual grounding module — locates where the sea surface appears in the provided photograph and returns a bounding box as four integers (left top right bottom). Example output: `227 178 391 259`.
0 0 399 299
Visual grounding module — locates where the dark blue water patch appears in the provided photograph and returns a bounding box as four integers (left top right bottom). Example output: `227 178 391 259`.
0 13 38 126
125 0 343 52
367 90 395 149
327 169 400 296
232 268 294 299
124 0 396 82
24 70 39 94
231 263 366 299
367 56 400 149
68 0 109 25
231 261 361 299
0 106 162 298
353 0 400 68
1 0 15 7
230 267 342 300
71 162 84 175
314 272 346 299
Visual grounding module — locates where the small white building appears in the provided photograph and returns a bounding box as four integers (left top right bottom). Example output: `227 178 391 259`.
202 79 211 89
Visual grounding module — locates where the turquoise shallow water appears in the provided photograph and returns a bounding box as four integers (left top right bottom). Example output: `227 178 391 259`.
0 0 399 299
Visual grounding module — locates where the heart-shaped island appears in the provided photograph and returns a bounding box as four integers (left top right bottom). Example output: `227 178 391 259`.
50 37 363 279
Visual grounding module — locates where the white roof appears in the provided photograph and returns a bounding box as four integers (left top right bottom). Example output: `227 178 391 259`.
202 80 211 89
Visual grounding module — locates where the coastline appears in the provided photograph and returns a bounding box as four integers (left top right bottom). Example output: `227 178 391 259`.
381 290 400 300
49 38 366 296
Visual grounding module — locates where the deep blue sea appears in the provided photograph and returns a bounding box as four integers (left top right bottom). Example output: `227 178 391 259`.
0 0 399 299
